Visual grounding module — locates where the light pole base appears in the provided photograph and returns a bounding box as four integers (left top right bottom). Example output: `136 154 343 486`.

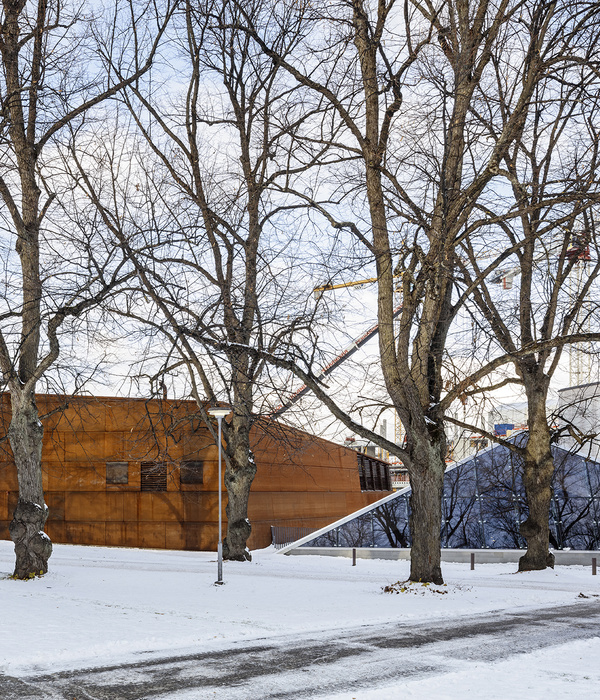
217 542 223 585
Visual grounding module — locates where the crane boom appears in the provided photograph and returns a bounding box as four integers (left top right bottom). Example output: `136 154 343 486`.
271 305 402 417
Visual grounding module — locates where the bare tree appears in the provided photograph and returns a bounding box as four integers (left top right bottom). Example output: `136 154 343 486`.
454 13 600 570
0 0 174 578
71 0 331 560
233 0 585 583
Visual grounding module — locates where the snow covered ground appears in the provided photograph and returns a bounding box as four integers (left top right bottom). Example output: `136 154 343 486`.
323 637 600 700
0 540 598 698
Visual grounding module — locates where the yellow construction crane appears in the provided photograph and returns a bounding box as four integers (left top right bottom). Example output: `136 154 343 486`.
313 277 379 300
311 275 406 462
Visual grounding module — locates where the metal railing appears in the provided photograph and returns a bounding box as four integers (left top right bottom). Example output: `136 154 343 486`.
271 525 317 549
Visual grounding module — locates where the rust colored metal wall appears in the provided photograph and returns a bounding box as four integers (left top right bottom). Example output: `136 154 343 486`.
0 395 389 551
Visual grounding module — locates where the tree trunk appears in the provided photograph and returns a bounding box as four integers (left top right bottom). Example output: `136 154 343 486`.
519 384 555 571
222 455 256 561
8 391 52 579
222 413 256 561
408 439 445 584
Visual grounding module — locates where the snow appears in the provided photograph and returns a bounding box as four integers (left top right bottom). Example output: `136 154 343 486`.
322 638 600 699
1 540 599 697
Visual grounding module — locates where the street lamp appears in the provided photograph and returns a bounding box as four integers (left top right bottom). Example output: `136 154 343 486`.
207 405 231 585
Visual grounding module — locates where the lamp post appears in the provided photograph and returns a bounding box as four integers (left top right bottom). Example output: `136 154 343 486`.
208 405 231 585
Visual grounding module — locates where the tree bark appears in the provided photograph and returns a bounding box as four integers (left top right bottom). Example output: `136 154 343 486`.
408 443 445 584
519 381 555 571
222 414 256 561
222 458 256 561
8 391 52 578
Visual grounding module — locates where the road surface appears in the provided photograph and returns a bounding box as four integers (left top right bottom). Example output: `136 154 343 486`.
1 598 599 699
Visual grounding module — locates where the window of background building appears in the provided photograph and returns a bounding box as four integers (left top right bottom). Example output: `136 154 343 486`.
180 460 204 485
357 453 391 491
106 461 128 484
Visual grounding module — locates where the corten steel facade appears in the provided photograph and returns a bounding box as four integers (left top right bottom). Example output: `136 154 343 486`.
0 395 389 551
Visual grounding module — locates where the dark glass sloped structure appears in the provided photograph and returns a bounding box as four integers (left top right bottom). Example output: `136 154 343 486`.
299 436 600 550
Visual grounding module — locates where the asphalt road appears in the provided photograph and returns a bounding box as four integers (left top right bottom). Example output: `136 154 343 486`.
2 598 599 700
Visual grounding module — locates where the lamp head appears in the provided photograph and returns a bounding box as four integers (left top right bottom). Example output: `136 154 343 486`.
208 405 232 419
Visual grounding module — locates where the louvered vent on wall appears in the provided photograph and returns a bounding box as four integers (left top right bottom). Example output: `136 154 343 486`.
140 462 167 491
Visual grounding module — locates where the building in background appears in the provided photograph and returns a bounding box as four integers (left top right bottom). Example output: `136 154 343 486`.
0 395 391 552
558 381 600 462
287 436 600 552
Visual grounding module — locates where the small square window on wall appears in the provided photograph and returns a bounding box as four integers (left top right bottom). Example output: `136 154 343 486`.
106 461 128 484
180 460 204 485
140 462 168 492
